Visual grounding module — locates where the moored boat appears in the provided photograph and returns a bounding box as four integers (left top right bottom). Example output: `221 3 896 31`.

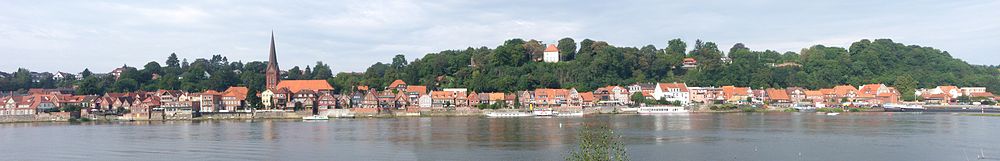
532 110 555 116
302 115 330 120
555 111 584 117
486 112 532 117
637 106 689 114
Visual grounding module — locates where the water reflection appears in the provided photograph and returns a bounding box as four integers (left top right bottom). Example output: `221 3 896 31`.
1 113 999 160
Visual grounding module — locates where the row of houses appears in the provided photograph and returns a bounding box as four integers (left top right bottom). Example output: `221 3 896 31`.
628 83 906 107
5 80 996 117
915 86 996 105
0 86 250 117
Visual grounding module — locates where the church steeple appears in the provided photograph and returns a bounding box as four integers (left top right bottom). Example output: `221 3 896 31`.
265 32 281 89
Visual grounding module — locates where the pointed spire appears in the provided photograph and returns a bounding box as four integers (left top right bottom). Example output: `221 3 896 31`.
268 31 277 67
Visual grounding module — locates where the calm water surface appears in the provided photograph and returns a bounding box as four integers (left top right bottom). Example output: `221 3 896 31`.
1 113 999 161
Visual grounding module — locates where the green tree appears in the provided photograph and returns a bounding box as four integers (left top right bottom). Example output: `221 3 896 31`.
558 37 577 61
566 124 630 161
286 66 302 80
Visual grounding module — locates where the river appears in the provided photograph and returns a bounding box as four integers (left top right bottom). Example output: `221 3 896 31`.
1 112 998 161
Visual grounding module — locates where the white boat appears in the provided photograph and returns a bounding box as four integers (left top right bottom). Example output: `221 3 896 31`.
826 113 840 116
620 107 640 112
486 112 532 117
555 111 584 117
637 106 689 114
532 110 555 116
302 115 330 120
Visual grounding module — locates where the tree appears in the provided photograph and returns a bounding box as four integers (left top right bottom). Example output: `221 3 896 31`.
312 61 333 80
391 54 408 69
286 66 302 80
80 68 93 78
666 38 686 55
566 124 630 161
557 38 577 61
61 104 83 113
166 53 180 68
629 92 645 106
524 39 545 61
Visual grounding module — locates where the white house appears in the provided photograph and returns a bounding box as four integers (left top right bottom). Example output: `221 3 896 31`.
652 82 690 105
915 86 961 98
418 95 432 108
960 87 987 96
543 44 559 63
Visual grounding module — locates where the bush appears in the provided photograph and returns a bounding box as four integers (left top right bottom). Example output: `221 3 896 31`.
782 108 799 112
566 124 629 161
710 104 739 111
740 107 762 112
848 108 862 112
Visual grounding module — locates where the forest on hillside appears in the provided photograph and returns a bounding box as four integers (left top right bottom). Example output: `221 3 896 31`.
337 38 1000 101
2 38 998 103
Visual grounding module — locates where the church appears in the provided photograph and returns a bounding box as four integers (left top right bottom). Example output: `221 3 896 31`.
259 33 336 110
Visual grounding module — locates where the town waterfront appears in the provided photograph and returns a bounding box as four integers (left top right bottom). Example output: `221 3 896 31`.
2 113 998 161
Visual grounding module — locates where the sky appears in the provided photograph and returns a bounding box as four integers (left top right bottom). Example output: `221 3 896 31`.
1 0 998 74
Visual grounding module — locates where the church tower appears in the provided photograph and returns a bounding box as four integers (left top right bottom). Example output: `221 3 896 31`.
265 32 281 89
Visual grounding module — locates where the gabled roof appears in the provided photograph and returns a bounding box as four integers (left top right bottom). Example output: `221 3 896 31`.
658 82 689 92
222 87 249 100
969 92 995 97
544 44 558 52
276 80 334 92
466 92 478 100
430 91 457 99
819 89 835 95
405 85 428 95
388 79 407 89
580 92 595 102
833 85 858 97
201 90 221 95
534 88 569 99
938 86 959 92
857 84 884 98
487 93 505 101
766 89 790 100
805 90 824 97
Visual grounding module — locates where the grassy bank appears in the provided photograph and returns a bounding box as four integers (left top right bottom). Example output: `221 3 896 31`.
962 113 1000 117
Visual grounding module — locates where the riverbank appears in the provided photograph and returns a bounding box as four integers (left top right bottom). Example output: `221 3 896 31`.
4 106 1000 124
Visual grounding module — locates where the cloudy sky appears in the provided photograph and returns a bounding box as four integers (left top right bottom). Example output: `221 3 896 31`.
1 0 998 73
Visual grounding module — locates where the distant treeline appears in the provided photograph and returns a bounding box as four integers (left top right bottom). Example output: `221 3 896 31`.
2 38 998 102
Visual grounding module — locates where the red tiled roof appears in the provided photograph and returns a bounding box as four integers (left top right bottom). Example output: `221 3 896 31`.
580 92 595 101
431 91 457 99
833 85 857 97
544 44 558 52
222 86 249 100
534 88 569 99
969 92 995 97
805 90 823 97
276 80 334 92
659 82 689 92
405 85 427 95
486 93 505 101
389 79 407 88
819 89 835 95
857 84 883 98
766 89 790 100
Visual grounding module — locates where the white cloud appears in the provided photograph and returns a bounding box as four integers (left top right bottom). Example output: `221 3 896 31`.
0 0 998 73
99 3 211 26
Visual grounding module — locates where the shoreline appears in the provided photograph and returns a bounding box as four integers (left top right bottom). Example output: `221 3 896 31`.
5 108 1000 124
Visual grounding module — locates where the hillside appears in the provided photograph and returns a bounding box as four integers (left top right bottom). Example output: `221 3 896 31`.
328 38 1000 100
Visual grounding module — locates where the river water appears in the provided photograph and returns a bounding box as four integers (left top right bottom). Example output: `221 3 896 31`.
1 112 998 161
